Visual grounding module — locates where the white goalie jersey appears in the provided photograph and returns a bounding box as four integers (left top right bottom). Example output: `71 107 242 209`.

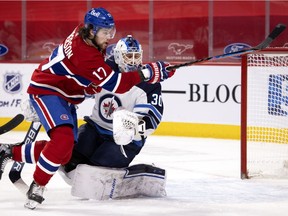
89 81 163 143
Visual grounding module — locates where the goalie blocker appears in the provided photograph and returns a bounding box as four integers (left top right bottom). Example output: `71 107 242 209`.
58 163 167 200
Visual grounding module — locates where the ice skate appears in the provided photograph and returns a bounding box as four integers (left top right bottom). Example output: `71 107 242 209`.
24 180 45 210
0 143 13 180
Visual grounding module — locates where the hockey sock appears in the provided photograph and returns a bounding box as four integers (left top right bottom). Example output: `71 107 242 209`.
12 140 47 163
33 126 74 186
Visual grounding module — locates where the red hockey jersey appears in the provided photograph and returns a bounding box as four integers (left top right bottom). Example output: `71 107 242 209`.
27 24 142 104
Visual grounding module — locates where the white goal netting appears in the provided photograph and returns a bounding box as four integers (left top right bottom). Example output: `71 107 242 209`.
244 48 288 178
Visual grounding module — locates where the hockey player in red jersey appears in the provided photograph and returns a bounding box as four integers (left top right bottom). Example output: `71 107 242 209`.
59 35 167 200
0 7 175 209
64 35 163 170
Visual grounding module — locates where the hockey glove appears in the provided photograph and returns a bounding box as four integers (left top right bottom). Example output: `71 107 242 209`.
113 109 141 145
141 61 176 84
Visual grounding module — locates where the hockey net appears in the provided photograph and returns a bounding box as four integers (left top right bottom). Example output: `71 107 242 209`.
241 47 288 179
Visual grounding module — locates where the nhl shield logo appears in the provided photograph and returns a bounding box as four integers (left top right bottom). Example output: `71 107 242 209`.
3 72 22 94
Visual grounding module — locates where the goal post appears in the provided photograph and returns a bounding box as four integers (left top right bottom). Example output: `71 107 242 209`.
241 47 288 179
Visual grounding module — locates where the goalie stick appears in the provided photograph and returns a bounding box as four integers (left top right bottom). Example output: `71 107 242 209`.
0 114 24 135
167 23 286 70
8 121 42 194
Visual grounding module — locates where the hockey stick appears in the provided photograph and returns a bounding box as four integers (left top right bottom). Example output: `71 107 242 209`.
0 114 24 135
167 23 286 70
8 121 42 194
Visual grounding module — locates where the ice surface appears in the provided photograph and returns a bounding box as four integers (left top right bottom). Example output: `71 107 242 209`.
1 131 288 216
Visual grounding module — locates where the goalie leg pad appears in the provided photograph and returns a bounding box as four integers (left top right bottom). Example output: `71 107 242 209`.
71 164 167 200
58 165 75 186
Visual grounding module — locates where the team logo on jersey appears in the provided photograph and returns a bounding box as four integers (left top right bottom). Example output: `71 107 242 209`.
60 114 69 120
224 43 251 59
0 44 8 56
99 94 122 123
3 72 22 94
168 43 193 55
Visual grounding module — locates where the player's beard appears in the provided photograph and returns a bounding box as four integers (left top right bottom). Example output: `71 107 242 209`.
99 42 109 50
88 35 108 52
93 37 108 52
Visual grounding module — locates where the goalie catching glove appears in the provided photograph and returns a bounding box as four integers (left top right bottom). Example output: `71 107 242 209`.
141 61 175 84
113 109 145 145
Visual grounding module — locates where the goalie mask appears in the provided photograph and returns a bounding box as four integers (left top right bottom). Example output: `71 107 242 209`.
114 35 143 72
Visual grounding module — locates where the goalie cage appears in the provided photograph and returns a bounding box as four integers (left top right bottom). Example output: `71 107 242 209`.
241 47 288 179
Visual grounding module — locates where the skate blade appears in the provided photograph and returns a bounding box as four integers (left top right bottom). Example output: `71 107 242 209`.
24 200 39 210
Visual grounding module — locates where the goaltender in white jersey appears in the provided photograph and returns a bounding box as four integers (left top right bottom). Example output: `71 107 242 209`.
60 35 167 200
